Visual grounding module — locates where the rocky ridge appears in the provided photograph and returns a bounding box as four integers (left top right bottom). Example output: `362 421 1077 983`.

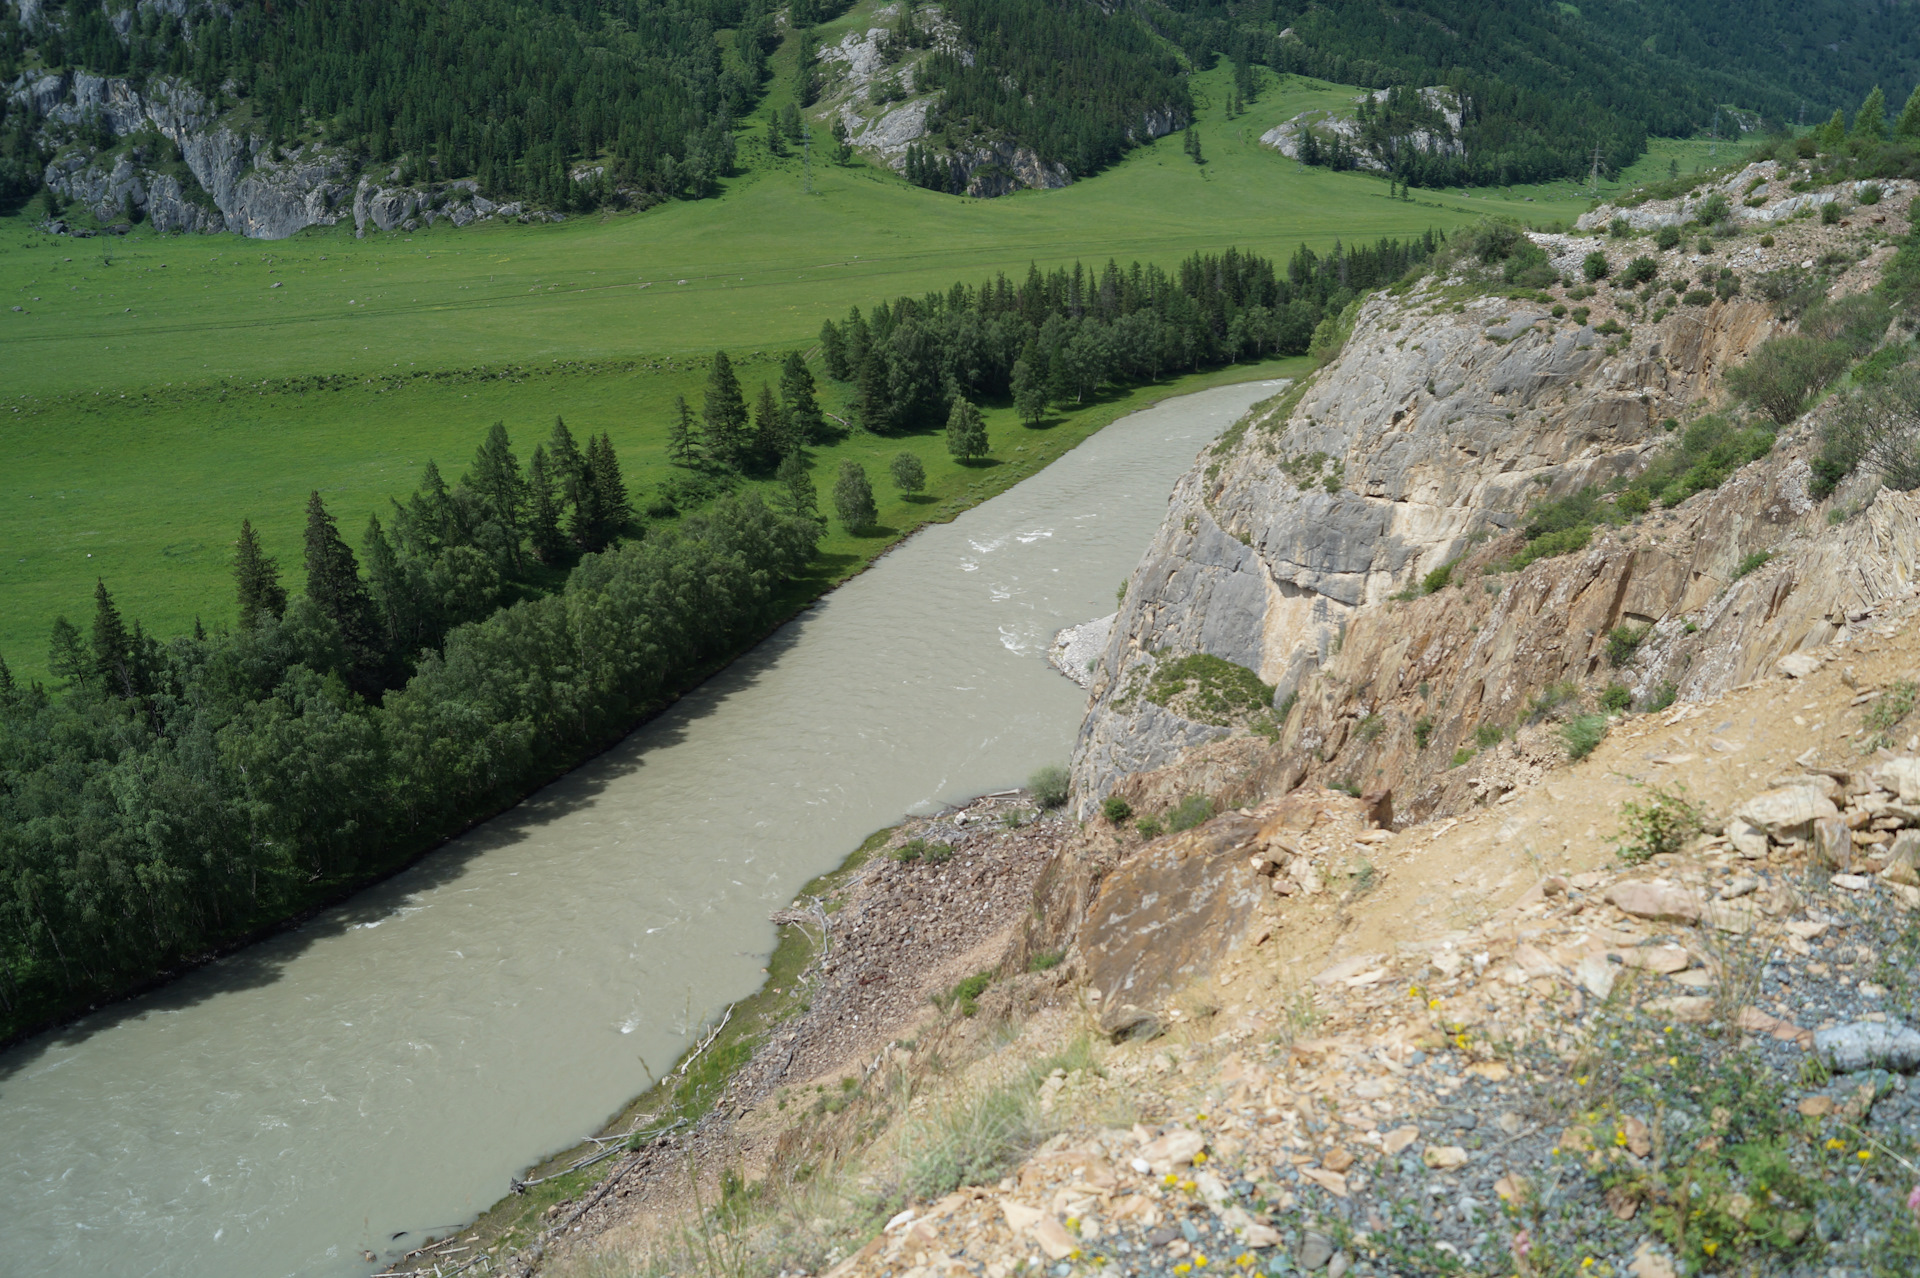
1260 87 1463 174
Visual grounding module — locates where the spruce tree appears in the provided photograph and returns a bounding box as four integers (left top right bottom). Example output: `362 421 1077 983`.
780 350 825 440
854 347 892 433
526 444 567 564
1819 108 1848 152
1898 85 1920 139
361 513 411 657
832 460 877 532
464 421 528 569
667 395 702 466
47 615 88 692
303 491 383 674
90 580 133 698
1855 86 1887 141
234 518 288 630
843 307 870 368
820 320 849 380
947 397 989 460
752 383 791 469
587 433 630 546
703 350 749 470
775 451 818 517
0 652 13 694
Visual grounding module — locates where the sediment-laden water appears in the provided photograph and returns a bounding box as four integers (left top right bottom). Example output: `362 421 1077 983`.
0 380 1278 1277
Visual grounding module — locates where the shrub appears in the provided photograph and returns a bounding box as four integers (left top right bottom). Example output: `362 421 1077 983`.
1582 250 1611 282
1822 200 1843 224
1561 713 1609 760
1473 722 1504 749
1625 413 1777 506
1026 949 1064 973
1144 653 1276 727
1724 336 1849 423
1695 193 1730 225
894 838 928 862
1101 796 1133 823
1610 218 1630 238
1527 681 1580 722
1642 680 1678 713
1413 715 1434 749
1682 288 1714 306
1135 816 1164 839
1859 183 1883 206
1422 561 1455 593
1611 782 1703 864
1601 684 1633 713
1028 765 1069 809
900 1074 1038 1201
1760 233 1775 248
1503 238 1557 289
1621 255 1659 286
1697 237 1714 255
1450 747 1474 767
1469 219 1523 263
1606 623 1650 667
1812 366 1920 495
1733 550 1772 578
939 970 996 1017
1655 224 1682 250
1166 794 1214 832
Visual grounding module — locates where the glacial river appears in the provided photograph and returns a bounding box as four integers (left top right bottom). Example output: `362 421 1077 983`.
0 380 1277 1278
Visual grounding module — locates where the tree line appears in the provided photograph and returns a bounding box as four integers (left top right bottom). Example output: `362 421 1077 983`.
0 418 820 1041
808 239 1441 435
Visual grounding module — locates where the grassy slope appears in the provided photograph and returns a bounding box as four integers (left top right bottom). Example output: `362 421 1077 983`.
0 44 1673 681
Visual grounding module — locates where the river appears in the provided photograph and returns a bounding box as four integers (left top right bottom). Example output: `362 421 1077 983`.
0 380 1278 1278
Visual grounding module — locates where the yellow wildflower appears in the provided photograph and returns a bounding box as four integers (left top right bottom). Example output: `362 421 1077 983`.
1827 1138 1847 1152
1582 1259 1595 1270
1702 1241 1718 1257
1236 1254 1254 1268
1428 997 1442 1010
1196 1256 1209 1268
1193 1151 1208 1166
1860 1150 1873 1162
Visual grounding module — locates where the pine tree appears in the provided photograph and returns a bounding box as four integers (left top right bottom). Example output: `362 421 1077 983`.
545 417 588 545
820 320 849 380
1855 86 1887 141
47 616 88 692
1899 85 1920 139
854 347 892 433
464 421 528 568
90 580 133 698
361 513 411 659
526 444 567 564
667 395 702 466
0 652 13 694
703 350 749 470
752 383 791 469
1819 108 1848 152
775 451 818 517
832 460 877 532
947 397 989 460
233 517 288 631
889 452 926 494
767 117 787 157
587 433 630 546
780 350 826 441
303 491 383 673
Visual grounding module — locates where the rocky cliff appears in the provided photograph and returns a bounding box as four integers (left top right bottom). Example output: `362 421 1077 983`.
1071 180 1919 826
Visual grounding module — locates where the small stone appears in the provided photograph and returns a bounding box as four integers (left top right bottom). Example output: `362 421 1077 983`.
1644 995 1716 1023
1831 873 1873 891
1421 1144 1469 1170
1606 880 1705 923
1883 830 1920 886
1777 653 1823 679
1243 1223 1282 1248
1576 953 1616 998
1299 1230 1335 1270
1719 875 1759 900
1815 1021 1920 1073
1322 1147 1355 1173
1620 944 1690 974
1381 1126 1420 1155
1727 818 1770 858
1630 1241 1678 1278
1797 1095 1836 1117
1139 1129 1206 1173
1327 1253 1350 1278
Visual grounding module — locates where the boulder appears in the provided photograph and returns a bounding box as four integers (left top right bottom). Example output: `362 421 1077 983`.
1776 653 1823 679
1814 1021 1920 1073
1812 816 1853 872
1605 880 1705 923
1080 814 1265 1039
1733 785 1839 841
1873 758 1920 804
1883 830 1920 887
1727 818 1770 858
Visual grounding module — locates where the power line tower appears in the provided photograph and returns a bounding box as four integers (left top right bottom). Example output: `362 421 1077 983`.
1710 106 1719 160
1587 140 1604 195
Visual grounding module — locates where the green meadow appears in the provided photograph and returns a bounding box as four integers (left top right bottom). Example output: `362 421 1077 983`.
0 47 1671 681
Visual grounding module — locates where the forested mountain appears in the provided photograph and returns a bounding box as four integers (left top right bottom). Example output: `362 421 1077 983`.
6 0 1920 226
1155 0 1920 186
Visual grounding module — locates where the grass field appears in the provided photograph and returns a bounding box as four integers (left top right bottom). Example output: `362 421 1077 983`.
0 23 1730 681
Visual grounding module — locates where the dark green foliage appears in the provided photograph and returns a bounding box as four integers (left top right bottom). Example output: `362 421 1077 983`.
1473 722 1505 750
1606 624 1650 668
526 445 567 565
233 517 288 631
940 970 995 1018
832 460 877 531
703 351 749 472
1643 680 1679 713
1583 251 1612 282
1413 715 1434 749
666 396 702 468
1622 256 1659 286
1628 415 1778 506
1655 225 1683 251
889 452 927 494
1101 796 1133 823
1165 794 1213 833
1601 684 1633 713
1028 765 1069 809
1734 550 1773 578
303 490 383 679
779 352 826 445
0 491 821 1040
1812 364 1920 496
774 451 818 518
1421 561 1454 594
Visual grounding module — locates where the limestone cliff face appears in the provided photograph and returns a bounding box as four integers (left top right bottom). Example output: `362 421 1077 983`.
1070 196 1920 822
1071 282 1779 812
